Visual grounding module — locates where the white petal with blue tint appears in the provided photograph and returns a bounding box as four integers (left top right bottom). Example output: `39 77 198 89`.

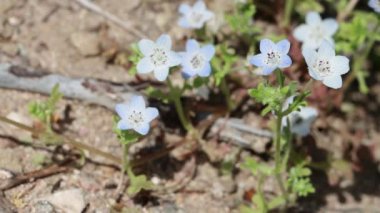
178 1 214 29
200 45 215 60
332 56 350 75
138 39 155 56
135 123 150 135
249 54 266 67
137 57 154 74
322 19 338 36
259 39 276 53
117 120 131 130
279 55 292 68
129 96 146 109
178 17 190 28
115 104 129 118
144 108 159 122
179 4 191 14
308 68 321 81
156 34 172 49
318 41 335 59
169 52 182 67
262 66 276 75
306 12 321 25
198 63 211 77
323 76 342 89
193 0 206 11
154 67 169 81
276 39 291 54
186 39 200 52
293 25 309 41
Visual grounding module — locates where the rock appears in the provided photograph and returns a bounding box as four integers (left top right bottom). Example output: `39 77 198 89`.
39 189 86 213
0 43 19 56
32 201 56 213
0 0 15 13
70 32 100 56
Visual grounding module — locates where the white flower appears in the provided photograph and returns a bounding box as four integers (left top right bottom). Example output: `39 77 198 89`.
302 41 350 89
249 39 292 75
178 0 214 29
137 34 181 81
293 12 338 50
115 96 159 135
368 0 380 13
180 39 215 78
282 96 318 137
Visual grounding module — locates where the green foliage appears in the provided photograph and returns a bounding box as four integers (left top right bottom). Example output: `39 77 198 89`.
212 44 238 86
336 12 379 54
248 82 298 116
29 84 63 125
145 86 170 104
226 3 259 36
295 0 324 15
127 168 155 196
128 43 143 75
287 163 315 197
113 117 140 145
242 157 274 176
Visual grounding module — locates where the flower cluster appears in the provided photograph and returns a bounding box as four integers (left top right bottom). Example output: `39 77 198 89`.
178 0 214 29
137 35 215 81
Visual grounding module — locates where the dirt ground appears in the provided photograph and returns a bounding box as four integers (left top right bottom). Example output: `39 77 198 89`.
1 0 380 212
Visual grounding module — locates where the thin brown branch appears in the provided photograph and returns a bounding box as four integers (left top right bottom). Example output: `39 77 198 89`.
337 0 359 22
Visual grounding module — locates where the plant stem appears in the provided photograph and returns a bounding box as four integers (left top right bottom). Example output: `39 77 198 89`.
220 78 234 111
0 115 121 164
167 79 193 131
274 110 288 202
283 0 295 27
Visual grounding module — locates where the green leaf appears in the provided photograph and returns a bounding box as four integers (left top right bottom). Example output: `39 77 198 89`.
268 196 286 210
127 169 154 196
113 116 141 145
145 86 169 104
128 43 143 75
226 3 258 36
212 44 238 86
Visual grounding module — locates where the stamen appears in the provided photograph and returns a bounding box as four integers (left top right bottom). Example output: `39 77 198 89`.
150 48 168 67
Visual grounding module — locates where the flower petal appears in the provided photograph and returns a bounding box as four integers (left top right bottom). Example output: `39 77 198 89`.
137 57 154 74
117 120 131 130
169 51 181 67
260 39 276 53
178 17 190 28
332 56 350 75
198 62 212 77
203 11 214 21
186 39 200 52
302 48 317 66
322 76 342 89
279 55 292 68
318 40 335 59
129 95 146 109
276 39 291 54
308 68 321 81
134 123 150 135
293 25 309 42
193 0 206 11
249 54 266 67
322 19 338 36
261 66 276 75
138 39 155 56
154 67 169 81
179 3 191 14
156 34 172 49
200 44 215 61
115 104 129 118
306 12 321 25
144 107 159 122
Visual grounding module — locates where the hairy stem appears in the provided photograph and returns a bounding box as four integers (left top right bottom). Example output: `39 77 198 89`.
220 78 234 111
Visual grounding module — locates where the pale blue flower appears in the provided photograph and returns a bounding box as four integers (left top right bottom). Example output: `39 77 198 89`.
180 39 215 78
178 0 214 29
115 96 159 135
137 34 181 81
302 40 350 89
248 39 292 75
368 0 380 13
293 12 338 50
282 96 318 137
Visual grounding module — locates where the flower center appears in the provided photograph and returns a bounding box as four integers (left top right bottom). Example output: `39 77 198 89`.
265 51 281 66
190 11 204 24
313 59 332 77
128 110 144 127
150 48 168 67
310 25 325 43
190 54 205 70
